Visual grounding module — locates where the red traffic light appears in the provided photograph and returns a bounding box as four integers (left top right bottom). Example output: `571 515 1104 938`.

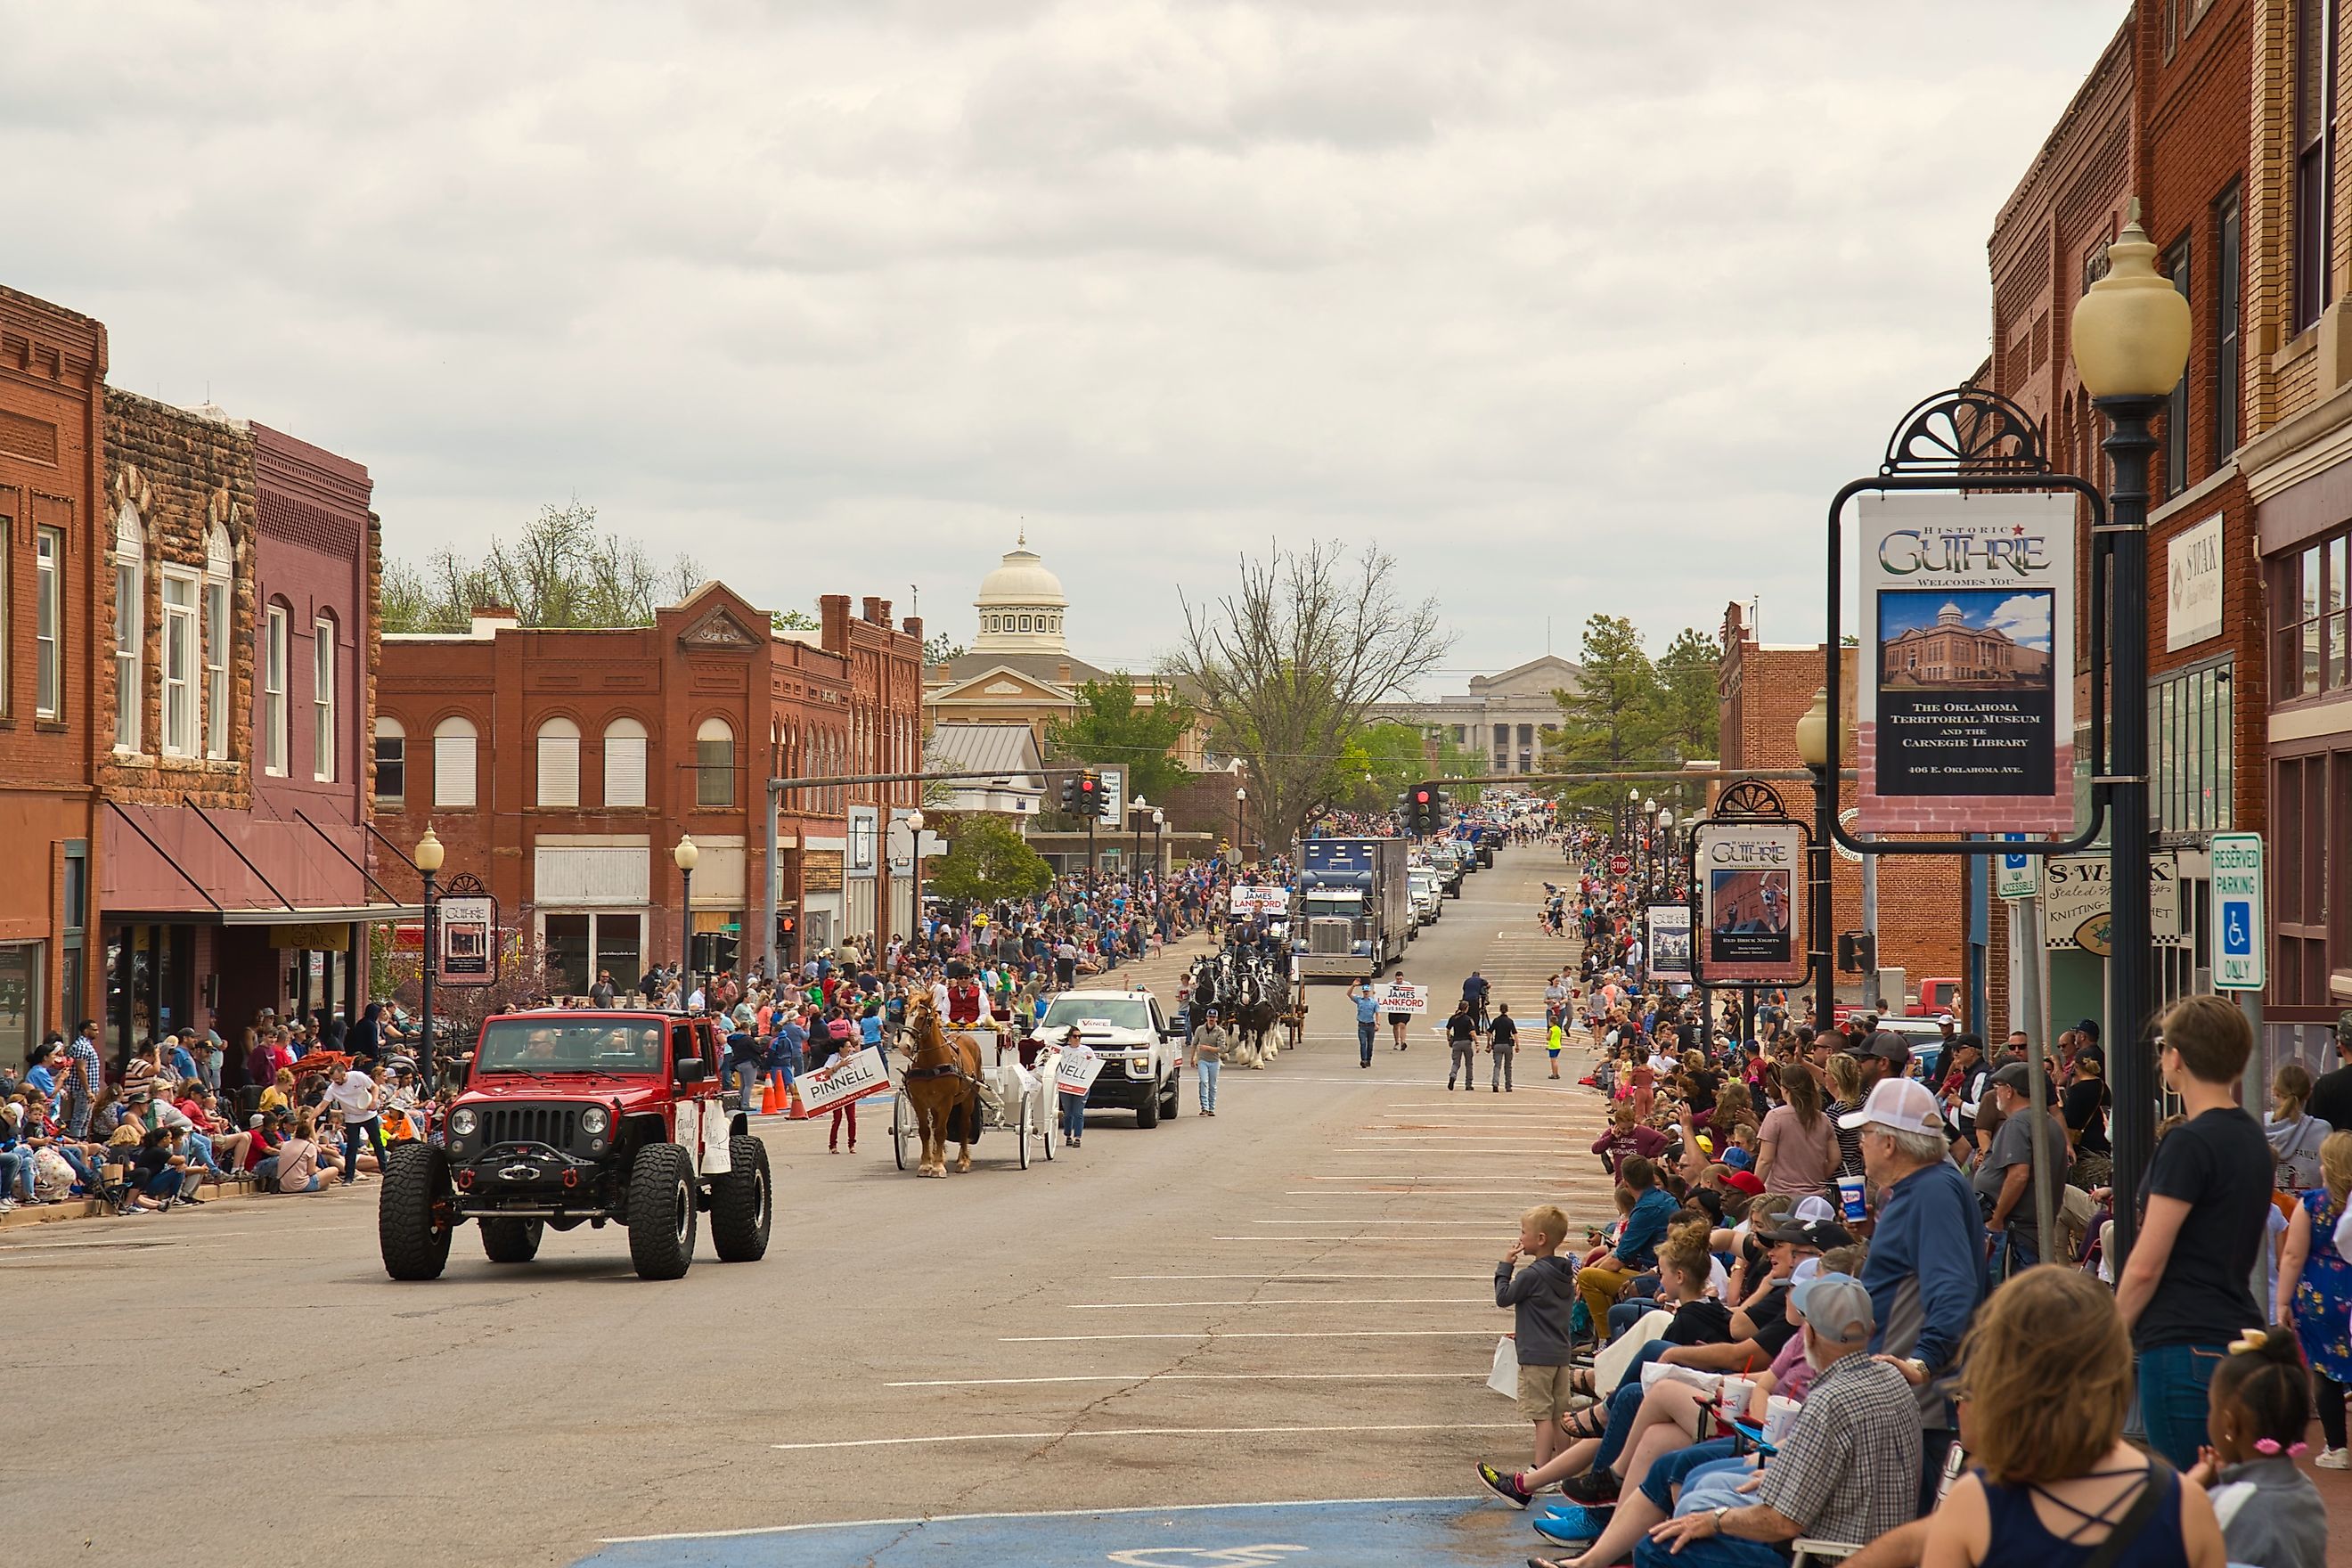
1414 790 1430 804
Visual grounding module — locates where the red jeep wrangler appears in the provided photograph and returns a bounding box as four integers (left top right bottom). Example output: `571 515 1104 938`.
377 1009 772 1282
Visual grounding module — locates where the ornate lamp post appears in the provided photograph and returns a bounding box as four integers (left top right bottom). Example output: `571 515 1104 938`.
1130 795 1147 878
674 835 699 1006
1150 807 1165 877
1654 806 1676 900
905 810 927 946
1234 785 1247 863
2070 201 2192 1269
413 825 445 1090
1793 688 1836 1033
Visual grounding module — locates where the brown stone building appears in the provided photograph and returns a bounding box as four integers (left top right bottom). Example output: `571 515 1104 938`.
97 393 395 1064
374 584 923 987
0 287 108 1068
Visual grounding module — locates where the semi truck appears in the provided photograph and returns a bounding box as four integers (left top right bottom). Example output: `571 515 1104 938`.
1292 837 1411 979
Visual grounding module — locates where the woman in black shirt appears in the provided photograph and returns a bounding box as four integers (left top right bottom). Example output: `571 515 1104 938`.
2063 1043 2113 1187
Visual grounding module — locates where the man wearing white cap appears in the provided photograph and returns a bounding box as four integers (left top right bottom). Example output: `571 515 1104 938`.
1838 1075 1985 1517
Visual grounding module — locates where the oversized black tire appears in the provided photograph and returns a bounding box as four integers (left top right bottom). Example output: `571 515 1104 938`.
378 1143 454 1281
1162 1066 1181 1119
479 1217 543 1263
711 1136 772 1263
626 1142 698 1281
1136 1078 1159 1129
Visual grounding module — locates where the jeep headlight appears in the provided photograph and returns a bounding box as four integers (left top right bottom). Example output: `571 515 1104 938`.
449 1108 478 1136
580 1107 608 1135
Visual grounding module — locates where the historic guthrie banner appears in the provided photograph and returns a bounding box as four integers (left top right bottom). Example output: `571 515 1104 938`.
1857 492 2077 834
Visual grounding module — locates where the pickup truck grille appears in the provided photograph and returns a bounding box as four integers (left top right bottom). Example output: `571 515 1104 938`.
1308 918 1353 955
478 1104 581 1149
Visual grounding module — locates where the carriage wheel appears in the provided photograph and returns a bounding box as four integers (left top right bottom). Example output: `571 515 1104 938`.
892 1092 911 1172
1041 1099 1056 1161
1017 1092 1032 1169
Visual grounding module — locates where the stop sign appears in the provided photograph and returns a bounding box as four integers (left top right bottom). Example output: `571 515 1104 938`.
1609 854 1632 877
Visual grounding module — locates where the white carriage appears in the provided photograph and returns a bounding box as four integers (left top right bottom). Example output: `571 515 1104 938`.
890 1031 1059 1171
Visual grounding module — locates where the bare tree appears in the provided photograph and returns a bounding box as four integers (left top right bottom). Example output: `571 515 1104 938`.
380 499 714 632
1167 541 1451 852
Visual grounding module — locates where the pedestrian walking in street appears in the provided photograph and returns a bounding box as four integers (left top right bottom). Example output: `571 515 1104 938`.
1190 1005 1230 1117
1446 1001 1479 1090
2273 1128 2352 1468
1058 1035 1095 1148
1489 1003 1518 1092
1388 976 1414 1050
1350 979 1379 1069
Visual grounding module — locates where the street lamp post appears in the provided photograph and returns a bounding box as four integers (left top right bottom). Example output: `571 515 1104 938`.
2071 200 2191 1270
1151 808 1165 878
1654 807 1675 901
1643 796 1658 895
1794 688 1836 1033
413 825 445 1091
1234 786 1247 864
905 811 927 949
1131 795 1147 879
674 836 699 1008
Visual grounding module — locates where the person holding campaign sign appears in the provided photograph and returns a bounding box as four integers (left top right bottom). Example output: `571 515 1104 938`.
1384 974 1426 1050
1055 1034 1103 1147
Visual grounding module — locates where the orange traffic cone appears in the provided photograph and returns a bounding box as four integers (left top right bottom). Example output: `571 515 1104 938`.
786 1077 812 1120
758 1074 780 1115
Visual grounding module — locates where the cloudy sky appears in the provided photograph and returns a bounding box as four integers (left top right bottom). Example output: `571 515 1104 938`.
4 0 2125 691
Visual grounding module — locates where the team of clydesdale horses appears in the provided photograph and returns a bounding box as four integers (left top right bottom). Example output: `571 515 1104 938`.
1186 948 1295 1066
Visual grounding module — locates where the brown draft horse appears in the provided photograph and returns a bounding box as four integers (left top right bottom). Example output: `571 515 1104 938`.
901 998 984 1177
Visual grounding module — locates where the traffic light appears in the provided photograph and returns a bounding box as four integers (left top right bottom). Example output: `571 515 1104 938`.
1097 772 1118 820
1837 931 1877 974
1059 772 1080 811
1407 780 1445 836
1077 770 1103 819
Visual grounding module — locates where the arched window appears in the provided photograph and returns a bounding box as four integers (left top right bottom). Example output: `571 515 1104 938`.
602 716 648 808
536 715 581 807
374 716 406 806
113 502 144 752
434 715 478 809
202 521 233 758
262 600 291 774
696 716 734 807
313 610 339 781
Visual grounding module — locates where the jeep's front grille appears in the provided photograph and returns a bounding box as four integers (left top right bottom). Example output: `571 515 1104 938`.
479 1105 580 1148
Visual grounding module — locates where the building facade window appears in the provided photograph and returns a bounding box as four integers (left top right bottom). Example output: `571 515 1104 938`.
2163 236 2191 496
695 717 734 807
433 716 478 809
2213 186 2242 463
263 605 290 775
2148 659 2234 833
113 503 143 753
603 717 649 807
2272 531 2350 700
313 616 337 781
536 715 581 807
36 526 62 720
203 523 232 759
541 911 644 997
2296 0 2337 332
374 716 405 806
60 838 86 1034
160 571 198 756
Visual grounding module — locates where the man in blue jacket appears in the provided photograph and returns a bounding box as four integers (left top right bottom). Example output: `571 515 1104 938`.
1574 1153 1676 1338
1840 1073 1985 1516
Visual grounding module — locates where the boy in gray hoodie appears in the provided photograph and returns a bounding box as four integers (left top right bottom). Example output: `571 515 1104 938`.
1496 1204 1581 1470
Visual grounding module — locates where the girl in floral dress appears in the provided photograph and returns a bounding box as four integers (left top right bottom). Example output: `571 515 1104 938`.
2274 1129 2352 1469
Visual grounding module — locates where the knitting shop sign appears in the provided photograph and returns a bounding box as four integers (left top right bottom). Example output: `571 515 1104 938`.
1693 822 1803 984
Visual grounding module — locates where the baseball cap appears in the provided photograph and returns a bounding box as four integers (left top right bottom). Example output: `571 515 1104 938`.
1936 1013 1955 1026
1838 1076 1945 1136
1791 1195 1837 1224
1761 1216 1854 1250
1791 1271 1874 1343
1854 1029 1913 1065
1790 1256 1824 1288
1722 1169 1765 1196
1989 1060 2054 1099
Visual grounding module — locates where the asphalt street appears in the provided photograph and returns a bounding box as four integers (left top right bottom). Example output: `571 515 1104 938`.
12 846 1612 1568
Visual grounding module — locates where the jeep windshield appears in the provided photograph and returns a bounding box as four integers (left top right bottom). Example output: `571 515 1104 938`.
1040 999 1154 1032
474 1019 665 1075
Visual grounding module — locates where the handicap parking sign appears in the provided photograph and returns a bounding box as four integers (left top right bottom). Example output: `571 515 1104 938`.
2221 901 2252 955
2208 834 2265 991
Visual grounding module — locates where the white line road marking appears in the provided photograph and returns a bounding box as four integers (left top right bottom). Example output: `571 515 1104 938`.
1069 1298 1487 1308
770 1423 1523 1450
1208 1236 1510 1243
1284 1189 1534 1196
882 1373 1488 1387
1002 1329 1498 1341
597 1495 1490 1545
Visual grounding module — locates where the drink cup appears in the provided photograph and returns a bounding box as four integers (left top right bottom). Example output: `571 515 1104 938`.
1763 1393 1801 1446
1836 1174 1866 1223
1716 1376 1754 1423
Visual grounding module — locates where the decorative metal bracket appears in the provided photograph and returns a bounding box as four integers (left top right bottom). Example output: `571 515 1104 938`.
1711 779 1791 820
441 872 487 897
1880 387 2051 477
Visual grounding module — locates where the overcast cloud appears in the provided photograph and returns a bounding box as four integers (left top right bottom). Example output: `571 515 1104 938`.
2 0 2126 690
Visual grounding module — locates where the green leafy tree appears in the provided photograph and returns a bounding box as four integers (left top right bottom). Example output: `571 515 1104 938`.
1544 614 1665 813
772 608 818 632
922 631 968 666
1335 722 1433 811
1652 625 1722 813
1044 674 1196 801
925 813 1053 904
381 500 703 632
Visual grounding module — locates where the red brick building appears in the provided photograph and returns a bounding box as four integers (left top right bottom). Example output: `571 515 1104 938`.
0 287 108 1068
374 584 923 989
1717 607 1966 1014
97 393 394 1064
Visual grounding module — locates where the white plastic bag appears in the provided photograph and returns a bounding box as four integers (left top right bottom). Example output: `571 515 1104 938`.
1488 1335 1519 1399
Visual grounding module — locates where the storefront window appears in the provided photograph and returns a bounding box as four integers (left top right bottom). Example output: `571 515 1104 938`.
0 943 41 1071
542 912 645 998
543 914 592 995
2148 659 2233 833
596 918 641 992
2271 531 2351 700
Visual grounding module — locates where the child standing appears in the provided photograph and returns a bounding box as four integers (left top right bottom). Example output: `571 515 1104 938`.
2187 1326 2328 1568
1547 1017 1565 1080
1494 1204 1580 1476
1629 1052 1656 1123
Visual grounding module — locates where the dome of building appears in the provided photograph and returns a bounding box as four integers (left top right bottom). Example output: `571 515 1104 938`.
1937 601 1964 625
973 533 1069 653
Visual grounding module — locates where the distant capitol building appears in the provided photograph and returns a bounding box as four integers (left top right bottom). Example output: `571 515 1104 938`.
1881 600 2051 688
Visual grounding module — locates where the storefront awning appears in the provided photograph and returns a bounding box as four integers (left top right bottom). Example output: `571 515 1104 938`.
104 903 426 927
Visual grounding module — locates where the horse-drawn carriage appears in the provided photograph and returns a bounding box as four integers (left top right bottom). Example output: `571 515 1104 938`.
889 1000 1058 1174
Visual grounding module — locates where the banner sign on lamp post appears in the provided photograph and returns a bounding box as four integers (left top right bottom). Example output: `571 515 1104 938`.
1694 821 1805 983
1646 904 1692 984
1855 492 2077 834
433 895 498 988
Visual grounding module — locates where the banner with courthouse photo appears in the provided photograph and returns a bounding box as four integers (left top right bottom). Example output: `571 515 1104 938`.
1645 904 1692 984
1856 492 2077 834
1695 822 1803 983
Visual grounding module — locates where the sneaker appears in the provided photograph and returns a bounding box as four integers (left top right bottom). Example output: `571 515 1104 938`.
1531 1504 1612 1546
1560 1466 1619 1506
1474 1462 1533 1509
2317 1446 2351 1470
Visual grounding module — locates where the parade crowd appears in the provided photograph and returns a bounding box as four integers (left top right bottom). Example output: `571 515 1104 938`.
1474 826 2342 1568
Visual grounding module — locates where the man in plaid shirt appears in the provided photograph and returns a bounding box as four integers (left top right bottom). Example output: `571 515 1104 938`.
1543 1274 1919 1567
64 1020 103 1139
